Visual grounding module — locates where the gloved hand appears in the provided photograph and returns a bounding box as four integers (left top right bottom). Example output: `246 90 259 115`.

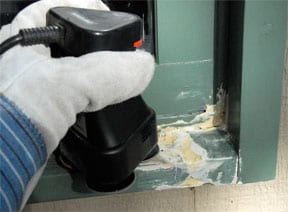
1 49 154 155
0 0 154 209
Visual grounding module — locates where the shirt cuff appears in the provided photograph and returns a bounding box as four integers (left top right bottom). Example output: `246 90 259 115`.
0 95 47 212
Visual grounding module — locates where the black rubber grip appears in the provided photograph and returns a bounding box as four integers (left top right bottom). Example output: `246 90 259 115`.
19 25 63 46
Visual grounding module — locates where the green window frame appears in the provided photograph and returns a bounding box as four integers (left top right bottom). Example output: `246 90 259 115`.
29 0 287 203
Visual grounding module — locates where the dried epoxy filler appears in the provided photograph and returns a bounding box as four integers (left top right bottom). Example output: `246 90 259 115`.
138 88 238 189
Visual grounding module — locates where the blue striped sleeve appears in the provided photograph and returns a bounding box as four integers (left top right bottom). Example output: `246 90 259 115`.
0 95 47 212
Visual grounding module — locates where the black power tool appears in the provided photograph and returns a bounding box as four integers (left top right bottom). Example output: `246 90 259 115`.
46 7 158 192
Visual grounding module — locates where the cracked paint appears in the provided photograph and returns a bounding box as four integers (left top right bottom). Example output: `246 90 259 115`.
137 88 238 188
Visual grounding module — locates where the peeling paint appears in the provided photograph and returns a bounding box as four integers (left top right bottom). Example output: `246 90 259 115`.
158 131 204 172
158 59 213 67
176 90 203 100
155 177 204 190
138 88 238 188
157 114 199 121
180 177 205 187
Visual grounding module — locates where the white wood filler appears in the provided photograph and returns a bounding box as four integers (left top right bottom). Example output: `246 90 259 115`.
137 88 238 189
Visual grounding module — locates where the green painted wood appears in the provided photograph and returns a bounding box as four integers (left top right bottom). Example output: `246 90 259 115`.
28 157 189 203
156 0 214 64
143 62 213 124
238 1 287 183
143 0 215 124
29 128 237 203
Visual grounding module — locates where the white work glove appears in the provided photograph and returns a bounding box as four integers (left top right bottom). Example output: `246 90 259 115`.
0 0 154 209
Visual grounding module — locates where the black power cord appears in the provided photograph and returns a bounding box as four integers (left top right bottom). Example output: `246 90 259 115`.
0 34 23 54
0 25 63 55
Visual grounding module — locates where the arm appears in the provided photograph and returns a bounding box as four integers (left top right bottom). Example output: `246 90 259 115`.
0 0 155 211
0 96 46 211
